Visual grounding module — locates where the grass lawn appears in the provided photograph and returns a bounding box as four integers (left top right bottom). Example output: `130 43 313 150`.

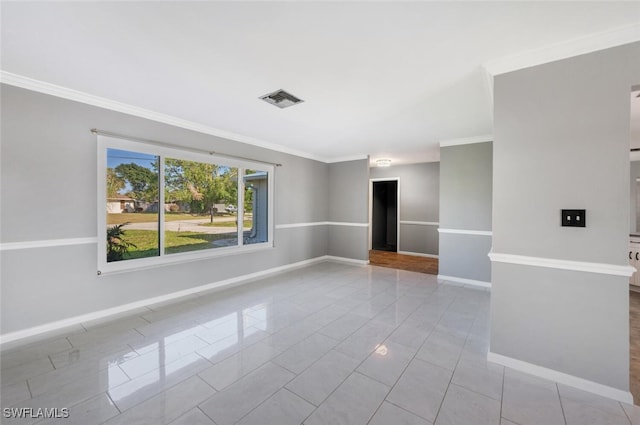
108 212 238 225
200 220 253 228
119 229 238 259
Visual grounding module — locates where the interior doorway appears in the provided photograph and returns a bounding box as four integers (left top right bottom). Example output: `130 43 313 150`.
371 179 398 252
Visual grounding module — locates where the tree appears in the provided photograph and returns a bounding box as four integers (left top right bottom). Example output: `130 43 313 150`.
106 168 125 197
164 159 237 222
115 163 158 202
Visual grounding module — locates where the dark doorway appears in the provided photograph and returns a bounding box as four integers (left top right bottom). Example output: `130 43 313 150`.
372 180 398 252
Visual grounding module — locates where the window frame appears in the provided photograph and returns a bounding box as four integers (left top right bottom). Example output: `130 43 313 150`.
97 135 274 275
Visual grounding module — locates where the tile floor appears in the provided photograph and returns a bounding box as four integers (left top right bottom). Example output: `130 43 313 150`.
1 262 639 425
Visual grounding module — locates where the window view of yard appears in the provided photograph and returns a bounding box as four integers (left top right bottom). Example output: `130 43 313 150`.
106 148 261 263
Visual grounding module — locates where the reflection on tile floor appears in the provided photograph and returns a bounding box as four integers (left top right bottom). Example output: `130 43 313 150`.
1 262 639 425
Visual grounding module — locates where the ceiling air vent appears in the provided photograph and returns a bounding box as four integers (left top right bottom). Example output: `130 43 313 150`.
260 89 304 109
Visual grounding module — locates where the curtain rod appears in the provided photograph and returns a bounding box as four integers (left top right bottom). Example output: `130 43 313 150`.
90 129 282 167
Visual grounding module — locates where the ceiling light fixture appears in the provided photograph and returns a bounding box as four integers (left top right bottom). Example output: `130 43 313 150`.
376 159 391 167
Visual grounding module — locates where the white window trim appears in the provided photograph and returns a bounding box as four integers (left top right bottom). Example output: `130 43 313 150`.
98 135 274 275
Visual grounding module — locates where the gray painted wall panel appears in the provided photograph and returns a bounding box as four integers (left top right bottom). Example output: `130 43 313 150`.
328 159 369 223
438 142 492 282
399 224 439 256
491 262 629 390
439 143 492 231
492 44 639 264
0 85 331 335
491 42 640 392
328 226 368 261
327 159 369 260
438 233 491 282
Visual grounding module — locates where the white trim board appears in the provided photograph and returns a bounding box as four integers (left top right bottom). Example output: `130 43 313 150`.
399 221 439 226
0 71 360 164
0 237 98 251
0 255 365 347
398 251 438 259
437 274 491 288
487 351 633 404
438 228 492 236
0 223 369 251
483 23 640 77
489 252 635 277
325 256 369 266
276 222 369 229
439 135 493 147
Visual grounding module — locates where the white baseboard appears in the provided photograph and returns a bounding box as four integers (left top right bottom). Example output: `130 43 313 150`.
437 274 491 288
325 255 369 266
397 250 438 259
0 255 336 347
487 351 634 404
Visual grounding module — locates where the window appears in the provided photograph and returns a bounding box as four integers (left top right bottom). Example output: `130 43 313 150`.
98 136 274 274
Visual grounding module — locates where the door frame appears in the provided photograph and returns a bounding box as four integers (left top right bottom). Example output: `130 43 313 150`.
369 177 400 251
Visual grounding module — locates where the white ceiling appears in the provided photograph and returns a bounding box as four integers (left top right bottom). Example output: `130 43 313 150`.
2 2 639 165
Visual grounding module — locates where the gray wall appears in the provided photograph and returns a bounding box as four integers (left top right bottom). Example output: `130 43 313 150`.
630 160 640 233
438 142 492 282
370 162 440 256
491 42 640 392
327 159 370 261
0 84 330 335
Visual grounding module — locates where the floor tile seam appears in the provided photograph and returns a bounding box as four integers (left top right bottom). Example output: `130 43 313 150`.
205 362 299 425
555 382 569 425
557 392 633 421
430 310 473 425
101 390 123 417
205 350 282 392
382 398 434 423
112 368 211 416
368 399 435 425
376 317 443 421
621 403 635 425
195 406 216 425
448 378 503 403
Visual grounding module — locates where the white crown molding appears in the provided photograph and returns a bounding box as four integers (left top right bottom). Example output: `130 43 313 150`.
483 23 640 77
398 251 438 259
487 351 633 404
276 222 369 229
439 135 493 147
489 252 635 277
276 222 327 229
327 154 369 164
0 71 333 163
0 237 98 251
399 221 439 226
438 228 493 236
329 222 369 227
437 274 491 288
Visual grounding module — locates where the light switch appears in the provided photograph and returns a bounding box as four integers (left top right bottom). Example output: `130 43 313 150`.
561 209 586 227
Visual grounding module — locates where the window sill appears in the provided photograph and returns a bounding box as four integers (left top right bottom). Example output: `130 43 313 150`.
98 242 273 276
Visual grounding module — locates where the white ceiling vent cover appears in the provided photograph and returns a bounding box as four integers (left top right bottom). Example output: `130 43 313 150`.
260 89 304 109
